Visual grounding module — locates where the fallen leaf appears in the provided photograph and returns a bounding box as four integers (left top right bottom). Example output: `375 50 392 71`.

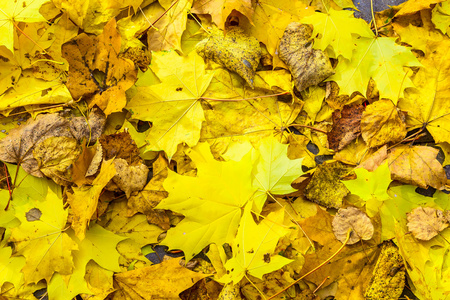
62 18 137 115
332 206 374 245
113 257 208 300
301 8 373 59
364 241 405 299
191 0 254 30
10 188 78 284
327 104 365 151
67 159 116 240
279 22 334 92
305 161 351 208
361 100 407 148
126 50 214 158
0 0 48 53
197 26 261 88
407 206 449 240
224 205 292 284
395 0 446 17
387 145 446 190
112 158 148 198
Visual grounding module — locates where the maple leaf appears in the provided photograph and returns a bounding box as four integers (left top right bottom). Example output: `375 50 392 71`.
156 142 257 260
301 8 373 59
114 257 209 299
192 0 254 30
343 163 392 217
224 205 292 284
252 136 303 213
0 0 48 53
398 39 450 144
9 188 78 284
361 99 407 148
126 50 214 158
329 36 420 102
432 1 450 35
241 0 314 61
0 246 26 290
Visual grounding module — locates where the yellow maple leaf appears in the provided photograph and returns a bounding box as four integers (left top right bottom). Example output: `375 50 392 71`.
0 0 48 53
192 0 254 30
126 50 214 158
10 188 78 284
399 39 450 144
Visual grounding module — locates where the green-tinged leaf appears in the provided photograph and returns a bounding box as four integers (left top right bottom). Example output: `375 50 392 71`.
252 136 303 213
302 8 373 59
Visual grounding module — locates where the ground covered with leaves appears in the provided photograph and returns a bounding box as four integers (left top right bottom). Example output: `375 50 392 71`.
1 0 450 299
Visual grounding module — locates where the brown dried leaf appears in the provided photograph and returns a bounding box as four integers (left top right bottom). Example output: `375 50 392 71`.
332 206 374 245
112 158 149 198
99 132 142 166
328 104 365 151
279 22 334 92
407 207 449 241
0 113 72 177
62 19 137 115
197 26 261 88
387 145 446 189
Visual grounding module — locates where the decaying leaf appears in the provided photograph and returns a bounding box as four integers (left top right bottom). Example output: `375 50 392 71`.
365 241 405 299
111 158 148 198
332 206 374 245
279 22 334 92
0 111 105 178
387 145 447 190
62 18 137 115
407 207 449 240
197 26 261 88
328 104 365 151
305 161 351 208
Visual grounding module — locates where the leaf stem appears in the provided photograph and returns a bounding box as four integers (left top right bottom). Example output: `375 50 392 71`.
289 124 328 134
267 229 351 300
201 91 290 102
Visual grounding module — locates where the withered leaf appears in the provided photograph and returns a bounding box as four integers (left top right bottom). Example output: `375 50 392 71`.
33 136 82 186
0 112 105 178
99 131 142 166
328 104 365 151
407 207 449 241
62 18 137 115
304 161 351 208
112 158 149 198
332 206 374 245
279 22 335 92
365 241 405 299
26 208 42 222
197 26 261 88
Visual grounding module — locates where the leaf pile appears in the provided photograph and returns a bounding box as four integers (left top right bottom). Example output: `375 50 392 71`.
1 0 450 299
